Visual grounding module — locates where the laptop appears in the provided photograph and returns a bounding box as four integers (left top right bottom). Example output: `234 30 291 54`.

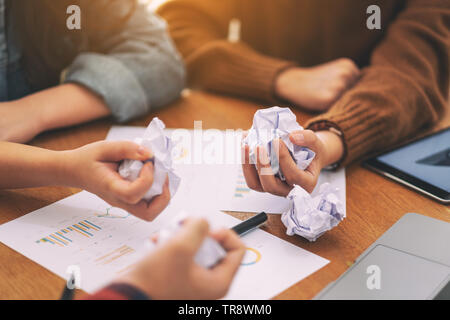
315 213 450 300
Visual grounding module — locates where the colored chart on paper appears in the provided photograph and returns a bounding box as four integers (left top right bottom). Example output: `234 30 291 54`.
0 171 330 300
173 146 190 162
234 171 251 198
1 192 169 293
95 207 130 219
0 126 332 297
227 167 289 214
241 247 262 266
36 220 102 246
95 245 135 266
227 166 346 215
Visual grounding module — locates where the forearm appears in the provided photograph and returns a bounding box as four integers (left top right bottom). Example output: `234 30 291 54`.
19 84 110 134
158 0 294 103
59 6 185 124
307 1 449 166
187 41 295 103
0 142 71 189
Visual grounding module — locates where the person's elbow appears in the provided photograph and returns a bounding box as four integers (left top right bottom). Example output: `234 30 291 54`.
163 55 186 105
144 52 186 111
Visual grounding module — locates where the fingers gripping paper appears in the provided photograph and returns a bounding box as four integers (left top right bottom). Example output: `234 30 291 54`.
154 213 227 269
281 183 345 242
243 107 315 180
243 107 344 241
118 118 181 201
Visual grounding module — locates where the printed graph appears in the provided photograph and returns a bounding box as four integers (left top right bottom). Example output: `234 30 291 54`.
95 245 135 266
172 144 190 163
95 207 130 219
234 171 251 198
36 220 102 246
174 147 189 161
241 247 262 266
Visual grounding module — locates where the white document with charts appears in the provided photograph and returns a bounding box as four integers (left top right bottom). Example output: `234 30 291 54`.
0 126 339 298
0 191 329 299
107 126 346 215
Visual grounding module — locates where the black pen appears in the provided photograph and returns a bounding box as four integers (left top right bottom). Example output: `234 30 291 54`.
231 212 268 237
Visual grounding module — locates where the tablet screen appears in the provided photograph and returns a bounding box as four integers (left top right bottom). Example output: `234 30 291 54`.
377 129 450 193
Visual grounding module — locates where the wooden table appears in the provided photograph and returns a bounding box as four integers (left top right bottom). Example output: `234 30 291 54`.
0 90 449 300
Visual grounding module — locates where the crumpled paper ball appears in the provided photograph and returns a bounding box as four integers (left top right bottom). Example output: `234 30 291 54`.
243 107 315 180
118 117 181 201
281 183 345 241
156 213 227 268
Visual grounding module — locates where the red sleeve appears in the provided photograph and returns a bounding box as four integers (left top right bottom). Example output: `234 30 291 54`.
80 283 150 300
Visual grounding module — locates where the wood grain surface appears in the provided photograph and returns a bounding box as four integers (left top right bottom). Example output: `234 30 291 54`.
0 89 449 300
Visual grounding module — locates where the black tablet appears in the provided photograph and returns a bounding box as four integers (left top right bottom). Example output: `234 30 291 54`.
364 127 450 204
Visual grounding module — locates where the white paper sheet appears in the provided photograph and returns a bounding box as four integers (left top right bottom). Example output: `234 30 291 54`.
226 166 346 214
0 191 329 299
106 126 346 215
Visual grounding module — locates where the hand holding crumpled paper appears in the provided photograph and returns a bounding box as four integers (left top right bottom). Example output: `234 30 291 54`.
243 107 345 241
154 213 227 269
243 107 315 180
118 117 180 201
281 183 345 241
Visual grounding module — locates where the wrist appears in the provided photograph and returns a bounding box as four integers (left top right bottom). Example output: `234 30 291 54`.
274 67 297 100
12 97 45 138
315 130 344 168
54 150 81 188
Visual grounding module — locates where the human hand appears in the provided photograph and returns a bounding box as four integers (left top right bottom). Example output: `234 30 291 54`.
62 140 171 221
118 218 245 300
242 130 344 195
275 58 360 112
0 100 44 143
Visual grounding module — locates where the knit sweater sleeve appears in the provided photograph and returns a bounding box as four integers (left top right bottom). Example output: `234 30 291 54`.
306 0 450 166
157 0 296 103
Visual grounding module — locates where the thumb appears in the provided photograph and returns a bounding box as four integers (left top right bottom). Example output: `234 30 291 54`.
96 141 153 162
289 130 320 152
171 218 209 257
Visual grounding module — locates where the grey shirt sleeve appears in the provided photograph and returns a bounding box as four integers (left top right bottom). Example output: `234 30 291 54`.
63 6 185 123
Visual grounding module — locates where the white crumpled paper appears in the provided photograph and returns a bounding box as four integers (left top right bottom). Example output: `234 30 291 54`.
155 213 227 268
281 183 345 242
118 117 180 201
243 107 315 180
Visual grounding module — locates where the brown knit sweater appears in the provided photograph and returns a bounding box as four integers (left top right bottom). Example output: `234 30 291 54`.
158 0 450 166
